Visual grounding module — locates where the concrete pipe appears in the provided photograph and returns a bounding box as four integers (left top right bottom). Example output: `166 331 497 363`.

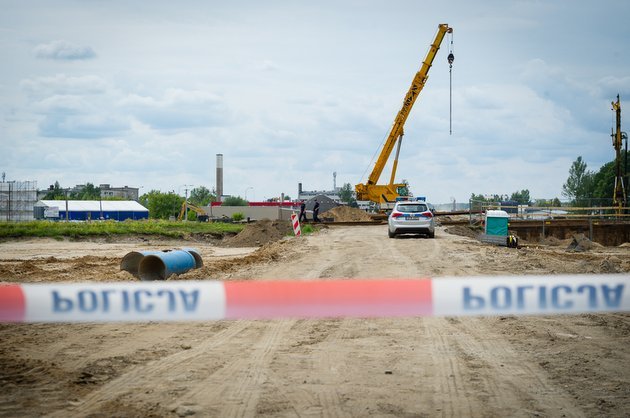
181 247 203 268
138 250 196 281
120 251 161 277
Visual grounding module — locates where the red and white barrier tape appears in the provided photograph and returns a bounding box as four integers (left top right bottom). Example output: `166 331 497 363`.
0 275 628 323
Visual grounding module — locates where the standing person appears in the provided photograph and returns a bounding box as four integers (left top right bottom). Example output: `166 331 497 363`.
313 199 320 223
299 200 308 223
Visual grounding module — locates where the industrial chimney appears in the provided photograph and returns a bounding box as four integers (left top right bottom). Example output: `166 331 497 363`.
216 154 223 202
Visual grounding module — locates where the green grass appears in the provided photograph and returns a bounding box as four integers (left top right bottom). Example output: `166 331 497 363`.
301 224 315 235
0 220 245 239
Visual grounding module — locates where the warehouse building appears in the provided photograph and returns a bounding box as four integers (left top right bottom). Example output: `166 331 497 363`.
34 200 149 221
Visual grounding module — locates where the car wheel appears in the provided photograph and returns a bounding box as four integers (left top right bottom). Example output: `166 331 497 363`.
428 230 435 239
388 229 396 238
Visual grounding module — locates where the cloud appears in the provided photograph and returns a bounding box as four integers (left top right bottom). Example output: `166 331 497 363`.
33 95 90 114
518 59 614 135
119 89 232 130
596 76 630 100
257 60 280 72
19 75 233 137
3 1 629 204
38 113 129 139
34 40 96 60
20 74 109 97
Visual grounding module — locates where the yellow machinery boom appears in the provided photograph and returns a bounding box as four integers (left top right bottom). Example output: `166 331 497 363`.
355 23 453 205
178 202 209 221
611 95 627 214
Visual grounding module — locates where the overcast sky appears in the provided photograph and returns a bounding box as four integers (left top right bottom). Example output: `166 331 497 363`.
1 0 629 204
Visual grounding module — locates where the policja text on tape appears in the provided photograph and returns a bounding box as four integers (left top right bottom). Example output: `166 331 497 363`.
0 275 628 323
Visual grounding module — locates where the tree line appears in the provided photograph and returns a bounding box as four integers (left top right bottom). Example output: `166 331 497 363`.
561 151 628 206
41 182 264 220
43 182 106 200
469 151 629 208
140 187 253 220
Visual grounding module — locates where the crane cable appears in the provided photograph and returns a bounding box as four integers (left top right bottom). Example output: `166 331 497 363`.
447 31 454 135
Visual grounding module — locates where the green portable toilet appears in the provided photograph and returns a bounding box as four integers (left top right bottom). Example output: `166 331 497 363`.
485 210 509 236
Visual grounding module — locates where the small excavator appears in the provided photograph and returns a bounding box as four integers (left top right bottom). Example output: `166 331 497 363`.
355 23 454 210
178 202 209 222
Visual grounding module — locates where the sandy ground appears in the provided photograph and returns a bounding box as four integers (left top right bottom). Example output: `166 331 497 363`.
1 224 629 417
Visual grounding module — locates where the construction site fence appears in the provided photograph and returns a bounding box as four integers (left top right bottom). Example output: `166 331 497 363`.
468 199 630 224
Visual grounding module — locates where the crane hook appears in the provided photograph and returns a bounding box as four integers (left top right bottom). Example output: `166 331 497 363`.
447 29 454 135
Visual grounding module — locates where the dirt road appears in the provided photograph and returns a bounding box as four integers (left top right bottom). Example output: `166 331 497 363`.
1 225 629 417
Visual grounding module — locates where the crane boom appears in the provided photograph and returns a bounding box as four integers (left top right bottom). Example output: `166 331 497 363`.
355 24 452 206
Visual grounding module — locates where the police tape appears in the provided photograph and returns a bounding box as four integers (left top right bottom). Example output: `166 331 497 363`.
0 275 628 323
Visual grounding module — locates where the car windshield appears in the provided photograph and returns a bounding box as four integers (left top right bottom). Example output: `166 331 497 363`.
397 204 427 213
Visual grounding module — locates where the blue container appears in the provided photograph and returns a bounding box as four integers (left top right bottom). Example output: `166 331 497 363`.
138 250 196 281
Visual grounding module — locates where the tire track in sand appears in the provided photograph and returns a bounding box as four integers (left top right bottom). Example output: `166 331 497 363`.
424 317 584 417
48 321 252 417
169 319 296 417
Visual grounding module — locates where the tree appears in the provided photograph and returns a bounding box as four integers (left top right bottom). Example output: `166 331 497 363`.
562 156 594 205
43 181 65 200
590 150 628 201
70 183 101 200
222 196 248 206
140 190 184 219
509 189 531 205
470 193 502 203
338 183 357 206
397 179 411 197
534 198 562 207
189 186 216 206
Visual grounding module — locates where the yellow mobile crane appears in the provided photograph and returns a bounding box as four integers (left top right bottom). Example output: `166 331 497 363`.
355 24 453 208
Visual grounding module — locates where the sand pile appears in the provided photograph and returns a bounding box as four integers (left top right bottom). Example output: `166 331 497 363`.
322 206 372 222
566 233 602 252
444 225 480 239
224 219 294 247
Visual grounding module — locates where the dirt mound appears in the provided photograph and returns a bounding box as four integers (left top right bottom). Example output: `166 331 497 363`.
444 225 479 239
183 239 292 279
322 206 372 222
566 233 602 252
223 219 293 247
540 236 565 246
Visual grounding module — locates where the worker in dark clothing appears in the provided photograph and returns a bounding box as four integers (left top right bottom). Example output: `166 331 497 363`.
313 199 320 223
299 200 308 222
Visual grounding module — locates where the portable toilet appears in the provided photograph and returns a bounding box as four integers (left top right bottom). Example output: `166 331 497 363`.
485 210 509 236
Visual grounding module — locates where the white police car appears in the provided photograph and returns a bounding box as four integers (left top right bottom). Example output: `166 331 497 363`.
387 199 435 238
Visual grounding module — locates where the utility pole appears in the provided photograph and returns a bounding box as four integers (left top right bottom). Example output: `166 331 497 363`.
99 188 103 220
182 185 193 221
65 188 69 221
